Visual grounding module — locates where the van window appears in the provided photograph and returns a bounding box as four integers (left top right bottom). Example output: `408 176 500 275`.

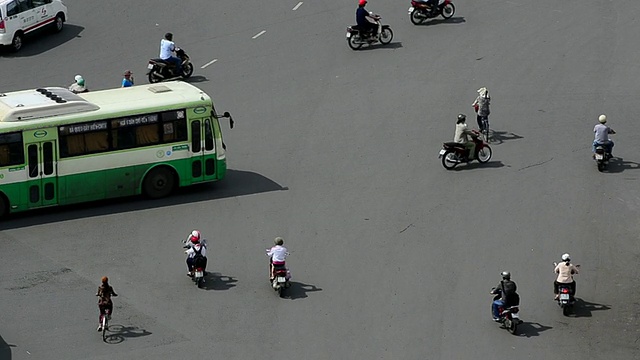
17 0 33 12
32 0 46 6
6 1 19 16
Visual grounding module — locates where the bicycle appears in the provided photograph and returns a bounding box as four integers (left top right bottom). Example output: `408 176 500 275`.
480 117 490 143
100 309 111 341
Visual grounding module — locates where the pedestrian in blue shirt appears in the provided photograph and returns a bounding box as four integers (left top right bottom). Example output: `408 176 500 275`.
121 70 134 88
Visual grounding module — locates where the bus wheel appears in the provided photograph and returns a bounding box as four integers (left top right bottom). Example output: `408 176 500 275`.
0 195 7 219
143 167 175 199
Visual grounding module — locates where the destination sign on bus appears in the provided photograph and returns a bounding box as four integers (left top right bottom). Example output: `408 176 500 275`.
64 121 108 134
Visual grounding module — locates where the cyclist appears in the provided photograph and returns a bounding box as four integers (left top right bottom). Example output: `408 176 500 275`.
96 276 118 331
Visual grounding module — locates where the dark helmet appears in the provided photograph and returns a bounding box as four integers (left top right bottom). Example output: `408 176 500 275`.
456 113 467 124
164 32 173 41
501 271 511 280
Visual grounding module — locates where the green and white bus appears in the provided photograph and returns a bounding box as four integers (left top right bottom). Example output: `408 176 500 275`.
0 81 233 217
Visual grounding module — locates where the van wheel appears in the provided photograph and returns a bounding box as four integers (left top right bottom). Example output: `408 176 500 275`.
53 14 64 33
11 33 23 52
143 167 175 199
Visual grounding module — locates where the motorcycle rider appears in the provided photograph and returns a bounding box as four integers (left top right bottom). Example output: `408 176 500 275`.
554 253 579 300
267 237 288 280
159 32 182 76
184 230 207 276
69 75 88 94
425 0 439 15
96 276 117 331
356 0 379 39
490 271 519 321
453 114 477 160
593 114 615 156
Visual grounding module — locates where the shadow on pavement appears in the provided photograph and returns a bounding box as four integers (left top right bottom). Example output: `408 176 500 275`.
489 129 524 145
0 334 15 360
360 42 403 51
0 169 287 230
453 160 506 171
604 157 640 173
572 298 611 318
413 16 466 26
0 25 84 57
517 322 553 337
201 273 237 291
285 282 322 300
184 75 209 84
103 325 152 344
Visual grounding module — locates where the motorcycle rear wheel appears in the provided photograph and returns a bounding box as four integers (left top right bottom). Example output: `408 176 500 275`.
562 305 571 316
442 150 458 170
597 162 605 172
148 70 162 84
410 9 425 25
476 145 492 163
441 3 455 19
348 35 363 50
380 28 393 45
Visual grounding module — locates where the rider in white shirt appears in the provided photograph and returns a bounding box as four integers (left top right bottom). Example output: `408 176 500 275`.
593 114 615 155
184 230 207 276
159 32 182 75
267 237 288 279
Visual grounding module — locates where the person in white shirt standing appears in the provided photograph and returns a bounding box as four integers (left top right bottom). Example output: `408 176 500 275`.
267 237 288 280
593 114 615 155
159 32 182 75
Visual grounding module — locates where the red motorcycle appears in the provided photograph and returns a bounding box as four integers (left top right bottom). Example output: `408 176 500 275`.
438 131 492 170
408 0 455 25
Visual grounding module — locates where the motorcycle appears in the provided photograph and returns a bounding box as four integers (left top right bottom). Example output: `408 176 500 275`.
491 289 521 335
408 0 455 25
554 262 580 316
147 47 194 83
593 130 615 172
346 14 394 50
438 130 492 170
266 250 291 298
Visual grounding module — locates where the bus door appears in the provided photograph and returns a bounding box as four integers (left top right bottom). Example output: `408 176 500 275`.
189 118 216 183
26 141 58 208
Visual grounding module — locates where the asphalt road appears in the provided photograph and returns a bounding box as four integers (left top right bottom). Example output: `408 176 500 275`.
1 0 640 359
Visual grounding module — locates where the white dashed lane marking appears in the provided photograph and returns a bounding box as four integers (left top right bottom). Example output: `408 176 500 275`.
252 30 266 39
292 2 303 11
201 59 218 69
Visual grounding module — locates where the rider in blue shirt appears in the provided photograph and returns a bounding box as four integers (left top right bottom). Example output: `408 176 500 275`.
356 0 377 38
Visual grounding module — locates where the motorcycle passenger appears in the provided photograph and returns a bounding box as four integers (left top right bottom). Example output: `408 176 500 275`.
159 32 182 75
184 230 207 276
453 114 477 160
267 237 288 280
472 87 491 131
96 276 118 331
356 0 379 38
593 114 615 156
554 253 579 300
69 75 88 94
490 271 519 321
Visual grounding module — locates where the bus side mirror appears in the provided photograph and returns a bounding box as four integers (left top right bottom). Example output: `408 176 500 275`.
223 112 234 129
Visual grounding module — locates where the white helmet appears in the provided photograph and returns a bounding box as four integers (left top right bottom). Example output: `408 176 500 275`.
598 114 607 123
561 253 571 261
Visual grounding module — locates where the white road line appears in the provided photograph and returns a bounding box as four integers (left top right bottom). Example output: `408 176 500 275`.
292 2 303 10
201 59 218 69
252 30 266 39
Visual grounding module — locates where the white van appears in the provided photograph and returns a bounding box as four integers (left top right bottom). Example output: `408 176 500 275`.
0 0 67 52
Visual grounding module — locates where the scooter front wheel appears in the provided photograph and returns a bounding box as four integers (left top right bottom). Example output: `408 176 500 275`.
441 3 455 19
379 27 393 45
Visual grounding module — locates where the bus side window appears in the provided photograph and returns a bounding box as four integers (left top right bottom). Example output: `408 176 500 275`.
204 119 214 151
0 132 24 167
191 121 201 152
